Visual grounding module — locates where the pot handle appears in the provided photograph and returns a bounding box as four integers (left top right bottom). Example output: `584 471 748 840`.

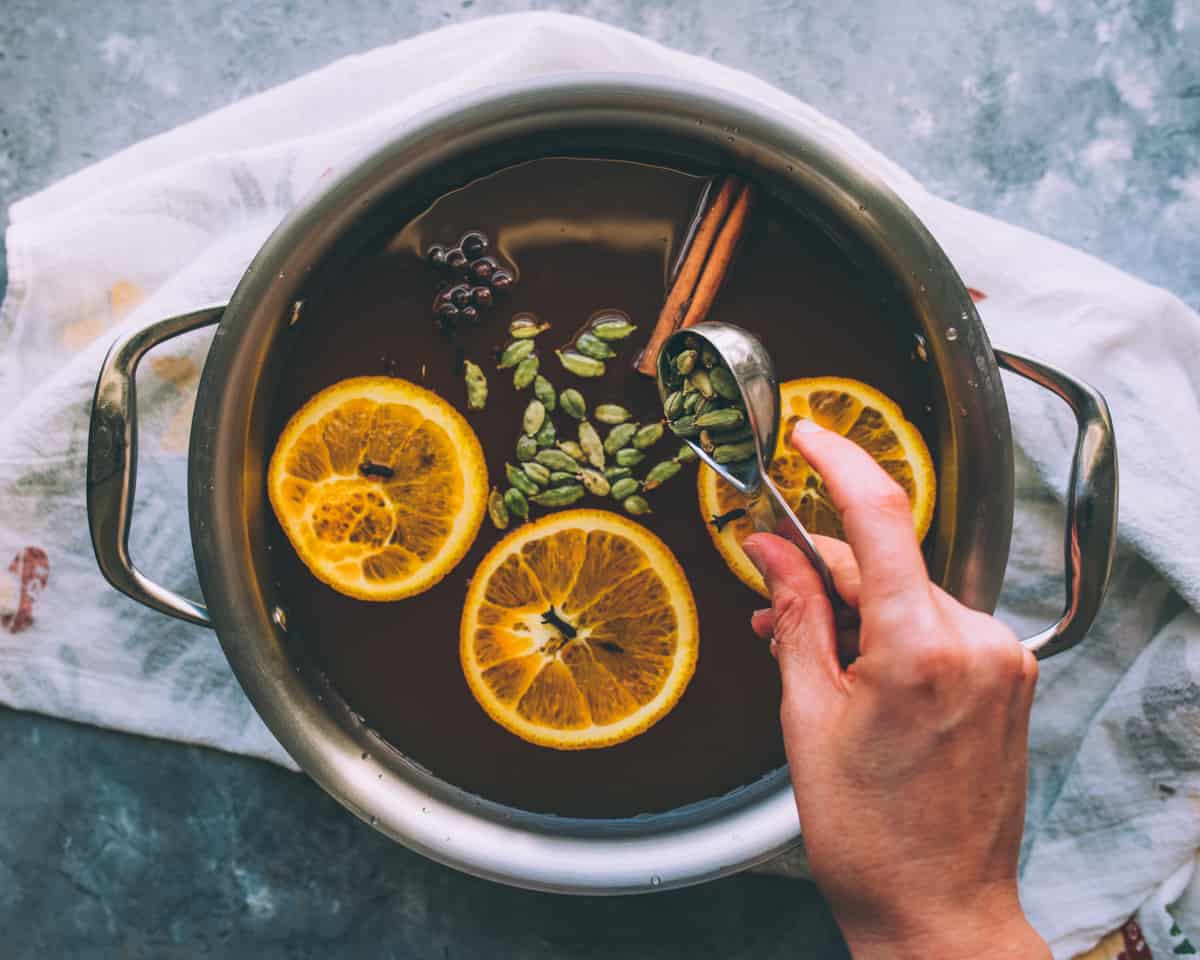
994 349 1118 659
87 306 225 628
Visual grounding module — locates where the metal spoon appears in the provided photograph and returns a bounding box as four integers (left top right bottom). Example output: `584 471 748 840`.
657 321 843 612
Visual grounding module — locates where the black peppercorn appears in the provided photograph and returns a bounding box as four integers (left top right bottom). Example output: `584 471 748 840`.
460 232 488 260
426 244 447 267
469 258 495 282
460 305 480 325
436 301 459 323
491 270 513 292
446 248 468 272
471 285 493 307
449 284 472 308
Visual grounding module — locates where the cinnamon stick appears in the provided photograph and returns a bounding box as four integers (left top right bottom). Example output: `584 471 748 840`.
636 175 741 376
669 177 714 284
679 181 754 330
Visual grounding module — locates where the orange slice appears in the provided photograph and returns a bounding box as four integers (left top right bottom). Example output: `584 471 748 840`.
267 376 487 601
460 510 698 750
698 377 936 596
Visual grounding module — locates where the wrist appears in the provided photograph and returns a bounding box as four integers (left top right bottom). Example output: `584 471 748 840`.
837 895 1051 960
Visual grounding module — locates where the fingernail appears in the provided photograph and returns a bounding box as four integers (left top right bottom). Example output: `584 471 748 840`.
792 418 821 435
752 607 772 619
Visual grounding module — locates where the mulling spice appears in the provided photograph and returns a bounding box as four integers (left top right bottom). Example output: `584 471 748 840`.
464 360 488 411
660 334 756 472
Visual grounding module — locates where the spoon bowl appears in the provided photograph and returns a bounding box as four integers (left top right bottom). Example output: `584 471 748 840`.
656 321 843 609
656 322 778 495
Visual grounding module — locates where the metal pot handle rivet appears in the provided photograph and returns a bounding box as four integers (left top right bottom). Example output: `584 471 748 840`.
995 349 1119 659
86 306 225 627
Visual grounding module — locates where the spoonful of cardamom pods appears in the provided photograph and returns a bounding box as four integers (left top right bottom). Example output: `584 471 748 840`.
657 321 842 610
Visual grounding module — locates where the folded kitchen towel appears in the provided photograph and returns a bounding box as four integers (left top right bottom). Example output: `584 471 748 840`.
1 13 1197 958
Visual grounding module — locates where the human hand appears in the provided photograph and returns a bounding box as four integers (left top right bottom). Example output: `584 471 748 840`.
744 420 1050 960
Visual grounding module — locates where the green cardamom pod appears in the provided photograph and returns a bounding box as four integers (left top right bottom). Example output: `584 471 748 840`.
533 375 556 410
512 353 539 390
516 435 539 462
594 403 631 425
530 484 585 507
590 317 638 341
505 462 539 496
522 399 546 436
609 477 640 501
535 420 557 449
709 424 754 445
615 448 645 467
559 388 587 420
632 422 664 450
575 332 616 360
675 349 698 376
689 369 714 398
578 421 605 469
464 360 488 411
509 316 550 339
603 422 638 455
579 468 611 497
644 459 681 491
504 487 529 521
557 440 587 463
604 466 633 482
668 415 700 438
709 365 740 402
522 461 551 486
674 443 699 463
556 350 606 378
662 391 685 420
713 440 758 464
534 449 582 474
695 407 745 430
701 347 718 369
498 338 535 369
549 471 579 486
487 488 509 530
622 495 652 516
683 391 701 414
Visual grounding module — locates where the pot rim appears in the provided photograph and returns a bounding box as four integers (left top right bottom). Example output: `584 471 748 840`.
189 72 1012 893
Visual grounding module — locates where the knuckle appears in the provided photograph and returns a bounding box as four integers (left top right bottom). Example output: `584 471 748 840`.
771 589 817 642
974 634 1030 690
906 638 968 684
863 481 912 520
1019 647 1040 688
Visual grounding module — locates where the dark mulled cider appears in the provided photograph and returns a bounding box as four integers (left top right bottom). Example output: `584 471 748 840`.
268 156 936 818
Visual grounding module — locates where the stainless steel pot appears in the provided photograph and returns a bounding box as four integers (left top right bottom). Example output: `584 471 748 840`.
86 75 1117 894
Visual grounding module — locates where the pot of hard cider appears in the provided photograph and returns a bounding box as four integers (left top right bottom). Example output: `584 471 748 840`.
86 75 1117 893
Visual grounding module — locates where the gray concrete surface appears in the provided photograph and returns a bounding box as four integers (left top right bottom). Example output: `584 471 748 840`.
2 0 1197 956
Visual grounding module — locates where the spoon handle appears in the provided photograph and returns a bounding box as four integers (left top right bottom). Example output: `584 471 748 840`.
751 475 840 599
751 476 860 654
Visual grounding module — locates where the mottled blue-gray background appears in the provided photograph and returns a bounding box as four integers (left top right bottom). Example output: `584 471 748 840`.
2 1 1196 956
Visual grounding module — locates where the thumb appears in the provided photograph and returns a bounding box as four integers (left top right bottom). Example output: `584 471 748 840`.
742 533 843 709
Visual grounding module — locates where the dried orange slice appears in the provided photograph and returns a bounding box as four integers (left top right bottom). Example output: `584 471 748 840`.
267 376 487 601
460 510 698 750
698 377 935 596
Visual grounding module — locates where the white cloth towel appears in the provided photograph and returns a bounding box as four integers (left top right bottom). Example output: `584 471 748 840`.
1 14 1197 958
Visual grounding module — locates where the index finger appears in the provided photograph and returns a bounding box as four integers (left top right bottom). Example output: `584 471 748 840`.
789 419 930 611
